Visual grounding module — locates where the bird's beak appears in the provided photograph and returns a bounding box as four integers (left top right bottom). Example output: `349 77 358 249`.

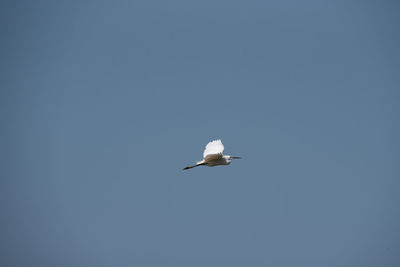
231 156 241 159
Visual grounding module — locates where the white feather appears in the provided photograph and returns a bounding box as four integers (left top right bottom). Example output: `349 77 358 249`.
203 139 224 161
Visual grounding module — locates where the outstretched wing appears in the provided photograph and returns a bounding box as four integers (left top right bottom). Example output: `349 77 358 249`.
203 139 224 162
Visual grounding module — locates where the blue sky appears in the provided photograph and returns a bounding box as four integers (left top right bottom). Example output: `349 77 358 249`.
1 1 399 266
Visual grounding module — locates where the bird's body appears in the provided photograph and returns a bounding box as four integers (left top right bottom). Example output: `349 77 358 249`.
196 155 232 167
183 139 240 170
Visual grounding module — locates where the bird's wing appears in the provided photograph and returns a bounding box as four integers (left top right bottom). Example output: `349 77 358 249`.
203 139 224 161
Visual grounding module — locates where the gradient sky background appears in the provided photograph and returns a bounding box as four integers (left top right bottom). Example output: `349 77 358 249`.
1 1 399 266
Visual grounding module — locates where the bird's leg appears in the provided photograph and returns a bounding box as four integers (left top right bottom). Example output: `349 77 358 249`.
183 162 207 170
183 165 196 170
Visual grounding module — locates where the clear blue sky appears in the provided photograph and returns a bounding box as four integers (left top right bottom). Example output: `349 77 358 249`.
1 1 399 266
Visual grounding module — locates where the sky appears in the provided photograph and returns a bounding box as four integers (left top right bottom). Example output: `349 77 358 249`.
1 0 399 266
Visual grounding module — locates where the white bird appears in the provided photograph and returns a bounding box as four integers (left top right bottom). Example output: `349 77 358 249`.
183 139 241 170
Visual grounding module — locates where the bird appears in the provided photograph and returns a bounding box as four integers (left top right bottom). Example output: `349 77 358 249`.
183 139 241 170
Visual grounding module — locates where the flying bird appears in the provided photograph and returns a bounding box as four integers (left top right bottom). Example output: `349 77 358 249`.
183 139 241 170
